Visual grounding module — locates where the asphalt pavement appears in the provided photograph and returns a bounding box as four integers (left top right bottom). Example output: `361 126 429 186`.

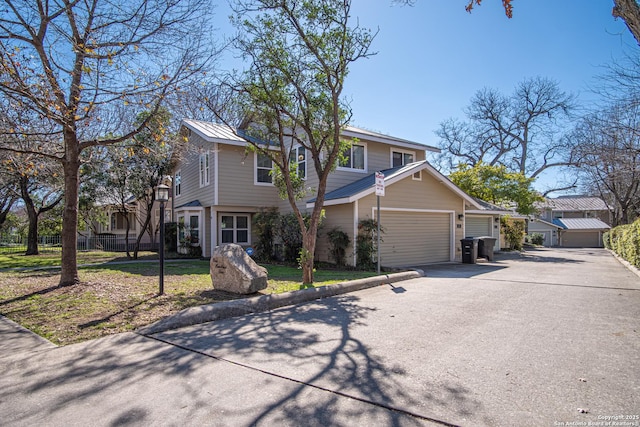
1 248 639 426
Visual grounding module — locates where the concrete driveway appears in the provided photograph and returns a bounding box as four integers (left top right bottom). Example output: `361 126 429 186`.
1 248 639 426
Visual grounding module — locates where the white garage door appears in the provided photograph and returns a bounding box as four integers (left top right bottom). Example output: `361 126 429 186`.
379 211 451 267
466 216 491 238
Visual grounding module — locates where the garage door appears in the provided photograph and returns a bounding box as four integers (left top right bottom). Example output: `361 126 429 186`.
561 231 601 248
466 216 491 238
379 211 451 267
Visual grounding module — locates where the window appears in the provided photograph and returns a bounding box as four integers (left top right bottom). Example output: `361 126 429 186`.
220 215 250 244
391 150 415 167
339 144 366 171
110 212 136 231
256 152 273 184
199 151 210 187
174 170 182 197
289 146 306 179
189 215 199 244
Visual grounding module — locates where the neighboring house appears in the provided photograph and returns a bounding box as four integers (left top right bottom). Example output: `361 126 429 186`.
173 119 485 268
530 196 612 248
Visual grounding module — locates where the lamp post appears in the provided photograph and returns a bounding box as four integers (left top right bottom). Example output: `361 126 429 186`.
155 184 170 295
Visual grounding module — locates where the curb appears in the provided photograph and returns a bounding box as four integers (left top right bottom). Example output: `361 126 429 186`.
137 270 423 336
606 249 640 279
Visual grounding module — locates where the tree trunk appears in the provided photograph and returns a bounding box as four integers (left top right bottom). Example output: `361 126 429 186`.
60 139 81 286
613 0 640 46
24 201 39 256
301 231 317 285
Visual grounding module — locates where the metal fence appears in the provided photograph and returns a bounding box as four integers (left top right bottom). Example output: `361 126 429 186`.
0 235 158 255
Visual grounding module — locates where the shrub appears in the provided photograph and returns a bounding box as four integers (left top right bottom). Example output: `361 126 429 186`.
528 233 544 246
253 207 279 261
501 216 525 251
606 219 640 268
327 228 350 266
275 212 305 263
356 219 384 270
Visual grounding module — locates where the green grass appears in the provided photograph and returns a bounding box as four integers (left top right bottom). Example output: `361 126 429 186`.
0 251 160 269
0 257 380 345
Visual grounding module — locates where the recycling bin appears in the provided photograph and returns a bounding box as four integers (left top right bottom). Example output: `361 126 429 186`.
477 236 497 261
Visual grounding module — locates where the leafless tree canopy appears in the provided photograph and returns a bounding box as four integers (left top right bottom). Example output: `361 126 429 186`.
435 77 576 182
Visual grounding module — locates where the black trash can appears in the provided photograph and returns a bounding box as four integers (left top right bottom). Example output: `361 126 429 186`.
477 236 497 261
461 237 478 264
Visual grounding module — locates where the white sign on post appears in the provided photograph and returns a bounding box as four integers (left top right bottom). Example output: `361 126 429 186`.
375 171 385 196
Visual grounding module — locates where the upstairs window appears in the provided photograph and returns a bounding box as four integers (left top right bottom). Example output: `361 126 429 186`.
339 143 366 171
289 146 306 179
199 151 210 187
391 150 415 167
255 152 273 184
174 170 182 197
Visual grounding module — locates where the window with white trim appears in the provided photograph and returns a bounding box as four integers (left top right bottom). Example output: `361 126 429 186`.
199 151 210 187
220 215 250 244
174 170 182 197
255 152 273 184
391 150 415 167
289 146 306 179
339 144 366 171
189 215 199 244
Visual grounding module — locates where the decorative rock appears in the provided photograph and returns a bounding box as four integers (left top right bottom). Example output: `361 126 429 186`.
210 244 268 294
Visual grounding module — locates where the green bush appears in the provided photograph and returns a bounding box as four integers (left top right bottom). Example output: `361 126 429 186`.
327 228 350 267
253 207 279 261
527 233 545 246
501 216 525 251
356 219 384 270
606 219 640 268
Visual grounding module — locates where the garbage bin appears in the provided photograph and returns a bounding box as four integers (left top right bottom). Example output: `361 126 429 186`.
461 237 478 264
477 236 497 261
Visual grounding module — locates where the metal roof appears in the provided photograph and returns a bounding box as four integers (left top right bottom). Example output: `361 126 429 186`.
175 200 202 209
182 119 246 143
465 197 517 215
553 218 611 230
540 196 610 212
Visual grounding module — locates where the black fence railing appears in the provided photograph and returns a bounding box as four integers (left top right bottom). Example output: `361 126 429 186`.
0 235 159 255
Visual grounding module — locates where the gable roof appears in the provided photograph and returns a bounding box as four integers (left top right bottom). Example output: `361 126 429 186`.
182 119 440 153
307 160 482 208
465 197 517 215
540 196 610 212
342 126 440 153
553 218 610 230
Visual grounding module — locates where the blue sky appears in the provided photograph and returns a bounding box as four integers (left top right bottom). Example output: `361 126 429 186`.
213 1 636 191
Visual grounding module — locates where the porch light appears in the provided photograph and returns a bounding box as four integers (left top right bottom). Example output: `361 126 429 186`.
458 214 464 221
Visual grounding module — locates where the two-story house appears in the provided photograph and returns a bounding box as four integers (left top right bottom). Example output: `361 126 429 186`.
173 119 486 268
528 196 611 247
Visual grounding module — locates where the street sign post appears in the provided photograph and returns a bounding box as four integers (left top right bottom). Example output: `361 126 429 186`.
375 172 384 274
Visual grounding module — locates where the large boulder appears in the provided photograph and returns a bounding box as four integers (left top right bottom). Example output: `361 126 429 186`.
210 244 268 294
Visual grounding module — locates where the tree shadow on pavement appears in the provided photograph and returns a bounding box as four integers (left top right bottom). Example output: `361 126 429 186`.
152 295 486 426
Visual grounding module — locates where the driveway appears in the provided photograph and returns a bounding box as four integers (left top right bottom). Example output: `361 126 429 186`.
1 248 639 426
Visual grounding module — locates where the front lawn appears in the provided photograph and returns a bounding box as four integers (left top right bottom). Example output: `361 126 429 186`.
0 257 377 345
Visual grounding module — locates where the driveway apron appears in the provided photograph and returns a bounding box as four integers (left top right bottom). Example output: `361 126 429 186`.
1 248 639 426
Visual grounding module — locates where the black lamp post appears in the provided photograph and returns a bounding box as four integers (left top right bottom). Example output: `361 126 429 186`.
155 184 170 295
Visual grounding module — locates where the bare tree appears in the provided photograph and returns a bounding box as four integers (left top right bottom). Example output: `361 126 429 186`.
572 98 640 225
0 0 218 285
435 77 576 184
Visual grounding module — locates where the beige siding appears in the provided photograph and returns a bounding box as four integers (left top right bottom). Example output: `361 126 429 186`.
217 146 280 206
357 170 466 263
316 203 355 264
173 134 215 208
